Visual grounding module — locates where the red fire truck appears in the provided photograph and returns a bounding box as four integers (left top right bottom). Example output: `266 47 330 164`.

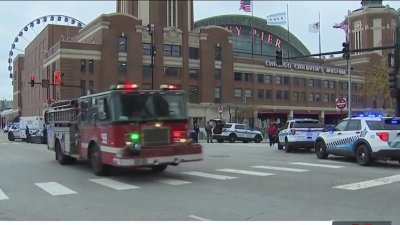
44 83 203 176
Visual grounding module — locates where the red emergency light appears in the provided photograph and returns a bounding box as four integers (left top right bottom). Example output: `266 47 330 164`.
111 83 139 90
160 84 179 90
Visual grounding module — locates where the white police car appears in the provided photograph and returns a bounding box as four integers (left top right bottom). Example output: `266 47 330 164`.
314 114 400 166
212 123 263 143
277 118 325 152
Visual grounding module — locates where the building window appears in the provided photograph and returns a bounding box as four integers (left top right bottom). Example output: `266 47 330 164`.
88 60 94 74
276 90 282 100
324 93 329 102
189 68 199 79
89 80 94 93
244 73 252 82
142 65 151 78
80 59 86 73
164 45 181 57
354 21 362 53
265 75 271 84
276 76 282 85
244 89 252 98
257 89 264 99
142 43 151 55
80 80 86 96
189 86 199 103
282 76 290 85
118 36 127 53
324 80 329 88
315 79 321 88
234 88 242 98
309 93 314 102
299 92 306 102
299 78 306 87
265 90 272 99
293 77 299 86
293 92 299 102
234 72 242 81
118 61 127 74
315 93 321 102
329 81 336 89
309 79 315 88
257 74 264 83
215 46 221 61
165 67 181 77
214 87 221 103
330 94 336 103
189 47 198 59
215 69 221 80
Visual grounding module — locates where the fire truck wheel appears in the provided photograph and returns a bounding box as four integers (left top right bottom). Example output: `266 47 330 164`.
8 132 14 141
89 144 109 176
55 141 68 165
151 165 167 172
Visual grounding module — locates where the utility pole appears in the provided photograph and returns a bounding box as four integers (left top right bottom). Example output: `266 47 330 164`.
243 96 247 125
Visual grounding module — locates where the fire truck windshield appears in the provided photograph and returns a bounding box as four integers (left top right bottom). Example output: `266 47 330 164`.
113 92 187 122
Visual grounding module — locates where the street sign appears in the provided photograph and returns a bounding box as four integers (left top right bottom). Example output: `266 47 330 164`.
336 97 347 110
42 79 49 88
218 106 223 116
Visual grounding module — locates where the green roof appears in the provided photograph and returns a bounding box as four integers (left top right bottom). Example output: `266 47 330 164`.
194 14 311 56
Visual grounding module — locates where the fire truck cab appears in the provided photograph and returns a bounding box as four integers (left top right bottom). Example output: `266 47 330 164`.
45 84 203 176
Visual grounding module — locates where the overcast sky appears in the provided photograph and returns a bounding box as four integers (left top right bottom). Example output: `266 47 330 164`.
1 0 399 101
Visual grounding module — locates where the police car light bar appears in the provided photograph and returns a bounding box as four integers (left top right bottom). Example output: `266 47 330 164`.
160 84 179 90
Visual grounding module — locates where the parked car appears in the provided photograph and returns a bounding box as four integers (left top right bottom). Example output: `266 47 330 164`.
29 129 46 144
212 121 263 143
3 125 11 133
8 124 20 141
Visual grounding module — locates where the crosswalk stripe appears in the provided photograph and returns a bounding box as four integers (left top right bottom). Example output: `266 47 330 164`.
89 178 140 190
290 162 344 169
35 182 77 196
252 165 309 172
0 188 9 200
333 174 400 190
182 171 237 180
216 168 275 176
158 178 192 185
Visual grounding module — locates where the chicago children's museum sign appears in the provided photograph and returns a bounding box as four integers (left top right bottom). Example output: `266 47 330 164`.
265 60 347 75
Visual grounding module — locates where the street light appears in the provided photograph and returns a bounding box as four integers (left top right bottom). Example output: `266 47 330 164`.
146 24 156 89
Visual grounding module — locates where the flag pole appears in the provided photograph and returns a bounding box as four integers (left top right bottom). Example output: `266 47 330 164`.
318 11 322 65
251 0 254 58
286 3 290 62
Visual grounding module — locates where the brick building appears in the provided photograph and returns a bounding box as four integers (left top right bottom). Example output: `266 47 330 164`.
12 0 399 127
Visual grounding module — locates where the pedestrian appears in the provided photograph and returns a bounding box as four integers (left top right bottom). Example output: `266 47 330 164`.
205 121 213 143
25 125 30 143
267 122 278 146
42 124 47 144
193 124 200 143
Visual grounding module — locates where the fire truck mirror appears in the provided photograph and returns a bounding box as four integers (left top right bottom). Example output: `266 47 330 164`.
98 112 107 121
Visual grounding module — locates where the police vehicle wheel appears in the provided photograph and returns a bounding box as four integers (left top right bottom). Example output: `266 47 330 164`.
55 141 68 165
152 165 167 172
315 141 328 159
254 135 262 143
7 132 14 141
285 139 292 153
278 143 283 150
355 145 371 166
90 144 109 176
228 134 237 143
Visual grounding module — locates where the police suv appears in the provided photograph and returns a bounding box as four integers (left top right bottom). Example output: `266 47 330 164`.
314 114 400 166
212 123 264 143
277 118 325 152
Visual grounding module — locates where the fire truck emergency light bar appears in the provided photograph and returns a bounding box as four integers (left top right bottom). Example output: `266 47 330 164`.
110 83 139 90
160 84 179 90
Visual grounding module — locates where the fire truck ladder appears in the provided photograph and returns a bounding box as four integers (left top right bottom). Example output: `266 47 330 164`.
46 100 78 124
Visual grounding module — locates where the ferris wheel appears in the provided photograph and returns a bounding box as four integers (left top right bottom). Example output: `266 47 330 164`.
7 15 86 79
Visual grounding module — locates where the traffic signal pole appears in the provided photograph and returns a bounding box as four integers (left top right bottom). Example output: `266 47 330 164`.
347 59 352 118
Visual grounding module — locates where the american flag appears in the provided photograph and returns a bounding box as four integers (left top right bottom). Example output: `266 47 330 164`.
333 18 348 32
239 0 251 12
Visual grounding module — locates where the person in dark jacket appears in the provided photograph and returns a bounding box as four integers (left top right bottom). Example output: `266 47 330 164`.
42 124 47 144
205 122 213 143
193 124 200 143
25 125 30 143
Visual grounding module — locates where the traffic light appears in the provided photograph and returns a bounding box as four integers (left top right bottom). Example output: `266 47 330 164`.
342 42 350 59
30 75 35 87
389 72 397 90
276 50 283 65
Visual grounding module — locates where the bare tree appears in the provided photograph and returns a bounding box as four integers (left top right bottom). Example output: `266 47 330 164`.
363 60 392 109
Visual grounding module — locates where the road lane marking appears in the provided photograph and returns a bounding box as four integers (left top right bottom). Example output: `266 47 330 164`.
252 165 309 172
333 174 400 190
89 178 140 190
0 189 9 200
290 162 344 169
216 168 275 176
182 171 237 180
157 178 192 185
35 182 77 196
189 215 209 221
318 160 352 164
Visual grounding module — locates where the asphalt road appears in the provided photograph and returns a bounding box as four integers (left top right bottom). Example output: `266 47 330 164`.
0 134 400 222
